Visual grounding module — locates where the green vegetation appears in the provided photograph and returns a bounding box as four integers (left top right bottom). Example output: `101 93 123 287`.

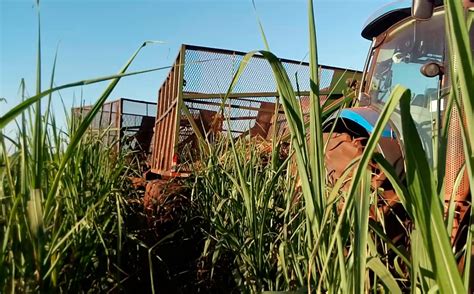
1 0 473 292
0 102 132 291
0 5 153 291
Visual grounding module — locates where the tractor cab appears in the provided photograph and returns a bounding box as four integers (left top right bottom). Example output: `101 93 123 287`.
361 2 446 163
323 0 473 245
326 0 473 166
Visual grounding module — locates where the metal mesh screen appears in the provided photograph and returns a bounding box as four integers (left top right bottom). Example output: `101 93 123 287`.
71 101 121 129
150 44 361 176
182 46 336 94
72 100 121 147
121 99 157 153
71 98 157 153
445 103 469 199
179 46 341 144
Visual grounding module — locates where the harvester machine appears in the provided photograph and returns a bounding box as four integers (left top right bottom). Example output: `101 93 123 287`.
323 0 473 261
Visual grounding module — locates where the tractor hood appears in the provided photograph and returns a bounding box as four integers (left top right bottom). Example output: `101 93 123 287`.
361 0 444 39
339 107 395 138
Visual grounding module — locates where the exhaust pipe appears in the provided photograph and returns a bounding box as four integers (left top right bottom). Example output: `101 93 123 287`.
412 0 435 20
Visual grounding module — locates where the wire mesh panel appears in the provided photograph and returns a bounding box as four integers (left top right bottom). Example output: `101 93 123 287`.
120 99 157 154
72 100 121 147
183 46 315 94
71 98 157 153
150 44 362 176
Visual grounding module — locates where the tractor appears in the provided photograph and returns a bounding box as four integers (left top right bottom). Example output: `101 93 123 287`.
323 0 473 251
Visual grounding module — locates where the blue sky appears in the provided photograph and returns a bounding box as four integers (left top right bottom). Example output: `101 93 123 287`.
1 0 387 129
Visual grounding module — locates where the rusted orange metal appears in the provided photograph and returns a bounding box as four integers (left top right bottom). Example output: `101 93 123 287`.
151 47 184 176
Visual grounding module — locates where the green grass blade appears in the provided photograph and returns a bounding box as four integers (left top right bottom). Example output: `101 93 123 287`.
0 62 170 130
217 49 320 241
42 45 59 149
307 0 325 220
444 1 474 133
42 42 153 221
373 153 412 218
33 2 42 190
317 85 409 292
399 89 465 293
353 171 371 293
444 0 474 214
252 0 270 51
366 256 402 294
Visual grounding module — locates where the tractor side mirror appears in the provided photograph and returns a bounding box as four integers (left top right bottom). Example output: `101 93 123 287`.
412 0 435 20
420 62 445 78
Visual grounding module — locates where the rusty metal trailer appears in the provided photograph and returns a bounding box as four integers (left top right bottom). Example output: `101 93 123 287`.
72 98 157 154
150 44 362 177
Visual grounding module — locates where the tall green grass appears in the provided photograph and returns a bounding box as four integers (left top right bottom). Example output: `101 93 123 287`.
0 102 134 291
0 3 163 291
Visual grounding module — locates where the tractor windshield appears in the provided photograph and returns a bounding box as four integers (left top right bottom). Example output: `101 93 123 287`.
368 12 445 108
367 11 445 162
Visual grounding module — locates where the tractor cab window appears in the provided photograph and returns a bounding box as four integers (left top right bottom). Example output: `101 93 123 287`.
369 12 444 107
368 11 445 163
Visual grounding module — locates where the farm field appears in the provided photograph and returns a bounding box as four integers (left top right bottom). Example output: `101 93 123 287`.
1 0 473 293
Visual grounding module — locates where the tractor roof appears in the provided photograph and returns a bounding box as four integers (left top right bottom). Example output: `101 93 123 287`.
361 0 444 40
